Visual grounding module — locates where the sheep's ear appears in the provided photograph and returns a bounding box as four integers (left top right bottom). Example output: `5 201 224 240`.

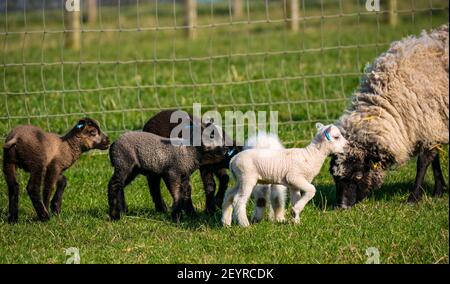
315 122 324 130
75 119 87 130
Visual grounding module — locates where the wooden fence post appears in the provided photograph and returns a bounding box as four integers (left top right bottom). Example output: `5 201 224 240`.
285 0 299 33
233 0 243 19
87 0 97 24
389 0 398 27
184 0 197 39
65 1 81 50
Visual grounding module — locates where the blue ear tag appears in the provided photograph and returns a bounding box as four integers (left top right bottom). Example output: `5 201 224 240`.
76 122 85 129
226 148 236 157
324 131 332 141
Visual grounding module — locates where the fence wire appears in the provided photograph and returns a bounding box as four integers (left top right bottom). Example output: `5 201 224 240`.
1 0 449 145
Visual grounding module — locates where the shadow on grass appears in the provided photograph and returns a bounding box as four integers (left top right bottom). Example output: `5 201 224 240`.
81 204 224 229
311 178 446 211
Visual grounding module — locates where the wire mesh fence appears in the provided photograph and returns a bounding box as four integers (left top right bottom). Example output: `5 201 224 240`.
1 0 449 145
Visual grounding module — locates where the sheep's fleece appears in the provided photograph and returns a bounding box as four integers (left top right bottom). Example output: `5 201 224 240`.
333 24 449 178
244 132 287 223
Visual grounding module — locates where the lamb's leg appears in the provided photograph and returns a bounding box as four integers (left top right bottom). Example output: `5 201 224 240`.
116 170 138 214
222 185 238 227
50 175 67 214
251 184 269 223
182 178 197 217
288 177 316 223
118 188 128 214
200 166 217 214
163 174 183 222
43 163 61 211
408 150 436 203
215 168 230 209
270 184 287 223
233 179 256 227
431 154 447 197
26 170 49 221
3 161 20 223
108 168 134 221
147 175 167 213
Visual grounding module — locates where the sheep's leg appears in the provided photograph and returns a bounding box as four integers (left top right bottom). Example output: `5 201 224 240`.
146 175 167 213
200 166 217 214
288 177 316 223
26 170 49 221
50 175 67 214
215 168 230 210
270 184 287 223
108 168 134 221
222 185 238 226
43 163 61 212
233 178 256 227
3 161 20 223
251 185 269 223
408 150 436 203
289 189 302 223
163 174 183 222
431 154 447 197
118 170 139 214
182 178 197 217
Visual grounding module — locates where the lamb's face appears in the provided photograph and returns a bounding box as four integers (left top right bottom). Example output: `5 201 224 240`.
315 123 348 154
330 145 386 208
200 123 228 165
74 118 110 151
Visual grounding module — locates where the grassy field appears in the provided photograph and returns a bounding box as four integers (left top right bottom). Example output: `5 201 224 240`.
0 1 448 263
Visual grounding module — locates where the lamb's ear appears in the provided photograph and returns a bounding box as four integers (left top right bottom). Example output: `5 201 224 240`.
75 119 87 130
315 122 324 130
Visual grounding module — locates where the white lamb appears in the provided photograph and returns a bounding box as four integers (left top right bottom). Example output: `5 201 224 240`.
222 123 348 227
244 132 288 224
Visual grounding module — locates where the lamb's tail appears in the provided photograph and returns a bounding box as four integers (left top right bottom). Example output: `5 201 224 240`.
3 136 17 150
244 131 284 150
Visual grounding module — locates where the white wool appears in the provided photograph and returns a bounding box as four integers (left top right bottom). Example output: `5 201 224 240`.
244 132 287 223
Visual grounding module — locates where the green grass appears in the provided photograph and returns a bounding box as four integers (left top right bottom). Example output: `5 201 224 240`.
0 152 448 264
0 1 448 263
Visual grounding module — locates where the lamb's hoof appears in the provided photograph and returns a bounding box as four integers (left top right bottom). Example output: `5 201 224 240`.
38 215 50 222
185 210 198 218
407 193 422 204
51 205 61 215
275 217 286 223
109 212 121 221
238 220 251 228
155 206 168 213
290 217 300 224
433 185 447 198
171 212 182 223
251 217 262 224
205 206 217 215
7 215 18 224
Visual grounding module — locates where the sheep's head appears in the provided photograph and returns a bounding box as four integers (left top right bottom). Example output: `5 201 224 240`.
67 118 110 151
199 121 228 165
314 123 348 154
330 142 388 208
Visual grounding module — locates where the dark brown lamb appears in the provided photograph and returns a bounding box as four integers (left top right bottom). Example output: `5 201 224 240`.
3 118 110 223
